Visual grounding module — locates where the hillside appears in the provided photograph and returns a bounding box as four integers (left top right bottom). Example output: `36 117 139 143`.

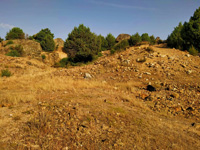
0 44 200 149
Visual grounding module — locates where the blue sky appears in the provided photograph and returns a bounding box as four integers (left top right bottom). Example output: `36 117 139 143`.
0 0 200 40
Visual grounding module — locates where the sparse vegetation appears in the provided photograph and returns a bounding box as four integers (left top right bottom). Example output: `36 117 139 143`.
6 50 20 57
59 57 69 67
113 39 129 51
1 69 11 77
145 46 154 53
110 49 115 55
188 45 198 56
5 40 14 46
5 27 25 40
6 45 24 57
41 54 46 60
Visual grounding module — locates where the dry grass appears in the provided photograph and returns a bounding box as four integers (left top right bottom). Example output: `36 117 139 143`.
0 45 200 149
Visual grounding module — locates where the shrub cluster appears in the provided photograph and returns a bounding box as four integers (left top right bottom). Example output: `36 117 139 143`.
33 28 55 52
6 27 25 40
64 24 102 63
6 45 24 57
167 7 200 55
5 40 14 46
1 69 11 77
129 33 141 46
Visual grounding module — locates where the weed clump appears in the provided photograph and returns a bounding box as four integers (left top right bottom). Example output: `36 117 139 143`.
6 45 24 57
1 69 11 77
145 46 154 53
5 40 14 46
188 45 198 56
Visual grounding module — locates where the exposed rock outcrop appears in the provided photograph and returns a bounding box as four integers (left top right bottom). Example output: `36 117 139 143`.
54 38 64 47
0 39 42 59
116 34 131 42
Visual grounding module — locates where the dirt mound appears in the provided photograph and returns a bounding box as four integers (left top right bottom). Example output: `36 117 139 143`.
116 34 131 42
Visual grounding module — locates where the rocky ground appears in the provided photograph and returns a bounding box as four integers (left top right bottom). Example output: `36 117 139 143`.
0 44 199 149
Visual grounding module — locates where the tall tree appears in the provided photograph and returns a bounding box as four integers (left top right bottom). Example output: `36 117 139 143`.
33 28 55 52
181 7 200 51
64 24 100 63
167 22 184 49
105 33 115 49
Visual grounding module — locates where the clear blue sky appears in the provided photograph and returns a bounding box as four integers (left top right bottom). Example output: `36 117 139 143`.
0 0 200 40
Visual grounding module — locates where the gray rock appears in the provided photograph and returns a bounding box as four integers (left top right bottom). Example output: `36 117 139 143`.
84 73 92 79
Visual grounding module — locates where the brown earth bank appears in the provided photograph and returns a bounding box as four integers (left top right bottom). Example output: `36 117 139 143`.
0 44 199 149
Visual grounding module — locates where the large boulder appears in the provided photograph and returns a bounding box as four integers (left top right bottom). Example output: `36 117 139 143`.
41 52 60 66
116 34 131 42
54 38 64 47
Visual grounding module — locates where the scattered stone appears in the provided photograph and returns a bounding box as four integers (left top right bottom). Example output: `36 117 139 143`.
147 85 156 92
170 92 179 99
84 73 92 79
144 96 154 101
186 107 194 111
186 70 192 75
185 54 190 57
144 72 151 75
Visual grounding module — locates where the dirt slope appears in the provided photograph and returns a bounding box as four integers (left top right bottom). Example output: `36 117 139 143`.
0 45 199 149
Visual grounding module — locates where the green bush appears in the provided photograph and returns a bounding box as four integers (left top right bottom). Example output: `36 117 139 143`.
64 24 100 63
114 40 129 51
33 28 55 52
1 69 11 77
40 34 55 52
98 52 103 57
6 45 23 57
5 40 14 46
129 33 141 46
141 33 150 42
15 45 24 55
41 54 46 60
188 45 198 56
105 33 116 50
6 50 20 57
0 37 3 42
6 27 25 40
110 49 116 55
59 58 69 67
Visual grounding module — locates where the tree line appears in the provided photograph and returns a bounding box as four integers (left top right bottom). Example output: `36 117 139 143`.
167 7 200 55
